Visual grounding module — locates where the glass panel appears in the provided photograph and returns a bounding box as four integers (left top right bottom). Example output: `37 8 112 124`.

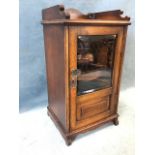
77 35 117 96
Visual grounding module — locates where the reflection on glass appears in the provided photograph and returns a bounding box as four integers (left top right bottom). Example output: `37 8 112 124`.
77 35 116 96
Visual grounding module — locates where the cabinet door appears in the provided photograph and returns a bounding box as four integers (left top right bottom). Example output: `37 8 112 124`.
69 26 125 130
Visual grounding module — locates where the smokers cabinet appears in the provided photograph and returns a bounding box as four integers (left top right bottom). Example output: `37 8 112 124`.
42 5 130 145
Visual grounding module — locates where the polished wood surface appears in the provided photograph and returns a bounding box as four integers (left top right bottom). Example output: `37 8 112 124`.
77 91 110 120
43 24 69 131
42 5 130 24
42 5 130 145
42 20 130 26
69 26 125 131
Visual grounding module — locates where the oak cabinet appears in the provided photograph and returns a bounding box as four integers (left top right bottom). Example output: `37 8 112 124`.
42 5 130 145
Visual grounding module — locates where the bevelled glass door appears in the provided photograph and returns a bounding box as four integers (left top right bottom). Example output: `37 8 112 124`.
77 35 117 96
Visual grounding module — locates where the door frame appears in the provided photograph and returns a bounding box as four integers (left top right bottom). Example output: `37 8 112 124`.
69 25 125 130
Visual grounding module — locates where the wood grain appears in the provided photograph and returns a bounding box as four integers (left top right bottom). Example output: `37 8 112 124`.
42 5 130 145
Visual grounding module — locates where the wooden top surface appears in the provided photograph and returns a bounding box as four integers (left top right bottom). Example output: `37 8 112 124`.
41 19 131 26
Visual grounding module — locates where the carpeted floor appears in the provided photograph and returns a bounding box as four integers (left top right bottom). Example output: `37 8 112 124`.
19 88 135 155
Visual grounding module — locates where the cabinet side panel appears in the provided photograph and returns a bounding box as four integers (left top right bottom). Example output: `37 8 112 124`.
43 25 67 130
113 26 128 113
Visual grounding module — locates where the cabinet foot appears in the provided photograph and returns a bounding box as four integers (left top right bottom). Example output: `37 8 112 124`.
65 135 76 146
113 118 119 125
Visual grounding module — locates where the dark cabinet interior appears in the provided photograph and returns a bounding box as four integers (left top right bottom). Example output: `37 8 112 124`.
77 35 116 95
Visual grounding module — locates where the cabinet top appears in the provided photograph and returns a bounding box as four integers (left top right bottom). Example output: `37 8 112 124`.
42 5 131 26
